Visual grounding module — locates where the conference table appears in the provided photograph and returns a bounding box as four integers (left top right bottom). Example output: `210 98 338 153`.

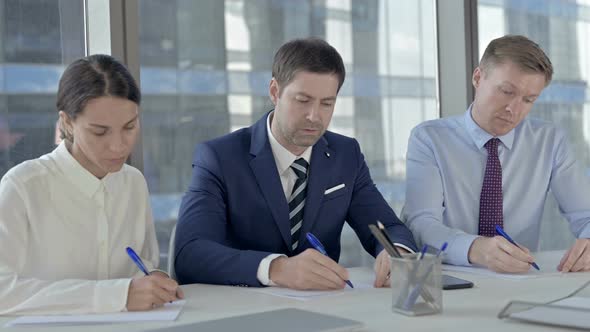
1 250 589 331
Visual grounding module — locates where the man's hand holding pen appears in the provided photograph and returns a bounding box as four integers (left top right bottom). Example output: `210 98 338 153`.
269 249 350 290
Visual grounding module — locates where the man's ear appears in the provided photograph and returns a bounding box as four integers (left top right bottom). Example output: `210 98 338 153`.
269 78 280 105
472 66 483 89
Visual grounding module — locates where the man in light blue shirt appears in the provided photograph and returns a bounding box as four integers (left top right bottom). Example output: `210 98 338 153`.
403 35 590 273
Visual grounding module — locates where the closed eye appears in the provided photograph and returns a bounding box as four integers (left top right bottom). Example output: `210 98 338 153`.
524 97 536 104
500 88 514 96
92 130 107 136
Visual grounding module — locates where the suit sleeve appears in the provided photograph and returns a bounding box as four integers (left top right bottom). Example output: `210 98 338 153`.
403 128 478 266
0 176 130 315
345 139 418 256
174 143 272 286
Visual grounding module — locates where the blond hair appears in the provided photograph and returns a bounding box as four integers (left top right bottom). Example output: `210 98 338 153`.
480 35 553 86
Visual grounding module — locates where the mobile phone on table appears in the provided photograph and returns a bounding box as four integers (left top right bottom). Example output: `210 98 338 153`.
442 274 474 290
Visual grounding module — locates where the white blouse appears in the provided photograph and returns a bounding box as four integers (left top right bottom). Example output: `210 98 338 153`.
0 142 159 315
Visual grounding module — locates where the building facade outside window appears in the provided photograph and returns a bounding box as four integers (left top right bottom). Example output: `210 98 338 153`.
0 0 84 178
138 0 439 269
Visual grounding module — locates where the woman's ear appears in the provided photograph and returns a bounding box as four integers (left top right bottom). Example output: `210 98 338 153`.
58 111 74 141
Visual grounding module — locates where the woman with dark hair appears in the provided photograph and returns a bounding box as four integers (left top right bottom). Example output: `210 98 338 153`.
0 54 183 315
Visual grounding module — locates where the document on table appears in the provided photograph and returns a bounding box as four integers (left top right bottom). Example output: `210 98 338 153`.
443 250 564 279
507 297 590 329
4 300 186 327
442 264 562 279
248 282 373 301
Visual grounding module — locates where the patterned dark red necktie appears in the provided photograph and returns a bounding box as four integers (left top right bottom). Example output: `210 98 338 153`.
478 138 503 237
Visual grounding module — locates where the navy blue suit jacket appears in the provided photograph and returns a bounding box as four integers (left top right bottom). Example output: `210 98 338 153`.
175 113 417 286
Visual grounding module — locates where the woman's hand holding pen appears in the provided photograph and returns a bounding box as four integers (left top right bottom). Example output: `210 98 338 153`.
269 249 349 290
126 273 184 311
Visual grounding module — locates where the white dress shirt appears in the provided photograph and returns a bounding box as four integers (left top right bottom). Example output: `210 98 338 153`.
0 142 159 315
256 112 313 285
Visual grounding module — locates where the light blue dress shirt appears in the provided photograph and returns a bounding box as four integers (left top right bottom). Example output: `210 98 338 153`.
403 108 590 266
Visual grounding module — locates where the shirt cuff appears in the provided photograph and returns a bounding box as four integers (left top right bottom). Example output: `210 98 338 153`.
445 233 480 266
257 253 286 286
578 226 590 239
394 243 415 254
94 278 132 313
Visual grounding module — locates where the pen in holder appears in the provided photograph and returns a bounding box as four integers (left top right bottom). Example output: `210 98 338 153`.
391 252 443 316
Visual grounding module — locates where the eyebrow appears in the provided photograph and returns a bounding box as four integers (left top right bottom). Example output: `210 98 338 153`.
88 115 139 129
296 92 337 102
500 82 540 98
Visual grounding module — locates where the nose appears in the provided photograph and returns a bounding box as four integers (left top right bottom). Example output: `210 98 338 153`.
506 98 522 117
306 103 320 122
108 133 127 154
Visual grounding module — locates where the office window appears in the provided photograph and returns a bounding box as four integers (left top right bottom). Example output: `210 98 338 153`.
478 0 590 249
139 0 438 268
0 0 85 177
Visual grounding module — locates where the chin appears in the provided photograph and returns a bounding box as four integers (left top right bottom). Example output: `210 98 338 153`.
295 138 320 148
103 163 125 174
297 133 324 145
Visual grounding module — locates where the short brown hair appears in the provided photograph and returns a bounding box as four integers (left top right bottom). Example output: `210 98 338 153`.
272 37 345 92
480 35 553 86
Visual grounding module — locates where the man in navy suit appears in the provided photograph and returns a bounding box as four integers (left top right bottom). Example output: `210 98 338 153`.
175 38 417 289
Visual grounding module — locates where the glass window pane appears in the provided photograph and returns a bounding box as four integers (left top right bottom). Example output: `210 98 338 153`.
139 0 439 269
478 0 590 249
0 0 85 177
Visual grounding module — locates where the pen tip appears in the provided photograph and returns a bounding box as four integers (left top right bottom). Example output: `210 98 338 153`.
377 220 384 229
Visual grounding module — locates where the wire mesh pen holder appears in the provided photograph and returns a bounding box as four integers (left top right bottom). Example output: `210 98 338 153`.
390 253 443 316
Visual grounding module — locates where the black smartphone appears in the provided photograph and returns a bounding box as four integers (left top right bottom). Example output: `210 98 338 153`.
442 274 474 290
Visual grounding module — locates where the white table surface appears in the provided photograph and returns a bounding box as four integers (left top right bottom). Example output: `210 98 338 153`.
1 250 588 332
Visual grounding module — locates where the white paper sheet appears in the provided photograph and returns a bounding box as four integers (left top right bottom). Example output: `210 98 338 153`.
248 281 373 301
442 264 563 279
442 251 565 279
4 300 186 327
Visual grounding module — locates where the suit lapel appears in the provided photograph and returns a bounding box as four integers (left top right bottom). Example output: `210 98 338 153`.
299 136 333 244
249 113 292 250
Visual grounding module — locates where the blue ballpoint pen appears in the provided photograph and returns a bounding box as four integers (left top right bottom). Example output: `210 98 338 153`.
403 242 448 310
306 233 354 288
126 247 150 276
418 244 428 260
495 225 540 270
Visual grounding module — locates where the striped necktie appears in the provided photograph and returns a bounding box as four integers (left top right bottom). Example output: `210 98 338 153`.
478 138 503 237
289 158 308 250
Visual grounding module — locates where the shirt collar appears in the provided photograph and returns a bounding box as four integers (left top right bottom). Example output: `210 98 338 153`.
53 141 118 198
266 111 312 175
464 104 515 150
